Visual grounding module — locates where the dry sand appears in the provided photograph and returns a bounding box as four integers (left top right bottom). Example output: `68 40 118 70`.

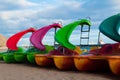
0 61 120 80
0 47 119 80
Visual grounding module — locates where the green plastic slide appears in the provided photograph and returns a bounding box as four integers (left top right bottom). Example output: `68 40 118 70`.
55 19 91 51
99 13 120 42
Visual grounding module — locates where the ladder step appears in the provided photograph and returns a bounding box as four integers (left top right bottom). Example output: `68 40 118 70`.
80 37 89 39
81 30 90 32
81 26 90 32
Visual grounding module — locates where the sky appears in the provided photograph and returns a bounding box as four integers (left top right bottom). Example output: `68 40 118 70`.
0 0 120 46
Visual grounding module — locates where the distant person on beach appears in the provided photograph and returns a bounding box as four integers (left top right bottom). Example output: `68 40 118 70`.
98 39 104 44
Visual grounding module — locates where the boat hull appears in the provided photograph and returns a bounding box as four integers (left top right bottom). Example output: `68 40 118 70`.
53 56 75 70
108 56 120 75
74 56 109 72
3 54 16 63
14 53 27 62
35 54 54 67
27 53 36 64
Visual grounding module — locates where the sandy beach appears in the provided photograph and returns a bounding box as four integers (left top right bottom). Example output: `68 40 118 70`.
0 47 120 80
0 61 119 80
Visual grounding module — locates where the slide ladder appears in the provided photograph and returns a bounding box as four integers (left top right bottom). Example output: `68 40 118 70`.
55 19 92 54
80 25 91 45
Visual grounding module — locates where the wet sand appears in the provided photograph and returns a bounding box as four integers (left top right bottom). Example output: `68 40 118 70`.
0 61 120 80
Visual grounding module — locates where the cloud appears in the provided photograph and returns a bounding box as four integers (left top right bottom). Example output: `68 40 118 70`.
0 0 38 10
0 0 119 46
109 0 120 10
69 29 116 45
0 7 74 36
18 37 30 46
62 0 83 9
17 32 32 46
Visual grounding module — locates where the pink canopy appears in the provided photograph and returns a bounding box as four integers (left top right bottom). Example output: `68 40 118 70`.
30 23 62 50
